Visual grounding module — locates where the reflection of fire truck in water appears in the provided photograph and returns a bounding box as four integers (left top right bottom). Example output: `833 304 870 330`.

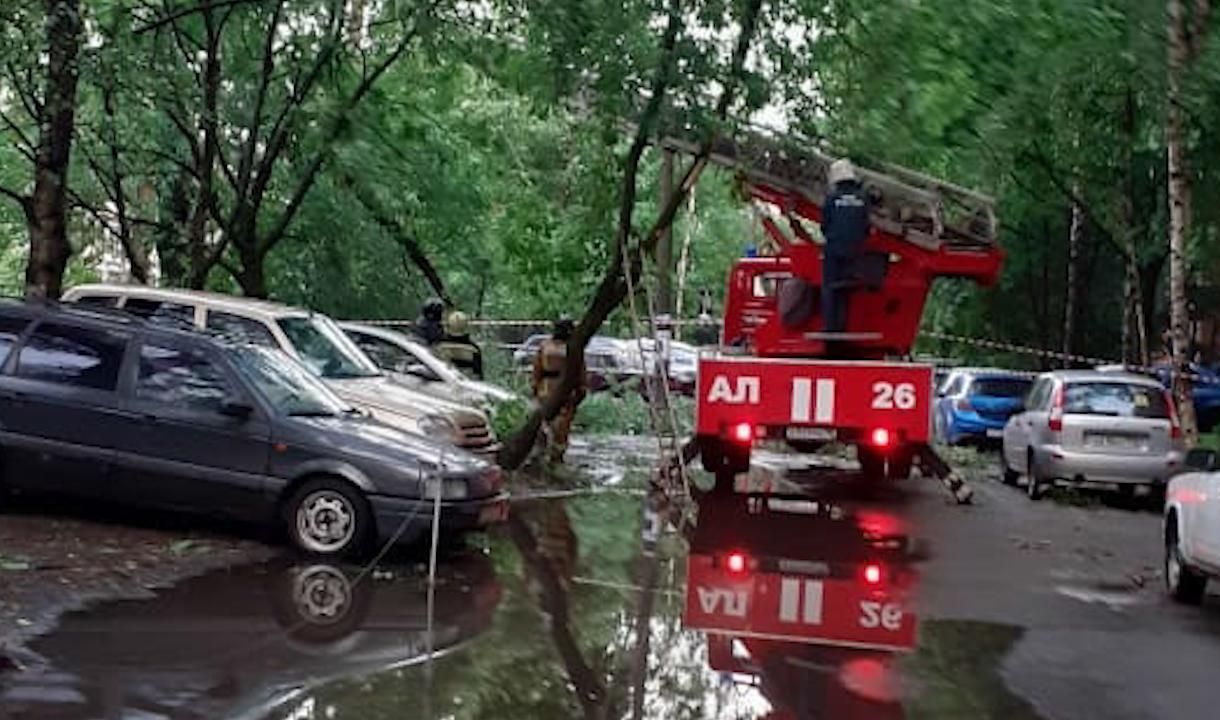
670 128 1003 494
684 492 921 718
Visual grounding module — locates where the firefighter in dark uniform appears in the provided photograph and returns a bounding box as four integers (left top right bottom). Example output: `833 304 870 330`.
820 159 870 334
531 316 586 462
434 311 484 379
413 297 445 345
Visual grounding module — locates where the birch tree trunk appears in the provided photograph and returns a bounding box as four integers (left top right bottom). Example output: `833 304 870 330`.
1167 0 1198 440
1121 87 1149 366
673 188 696 338
1063 194 1082 368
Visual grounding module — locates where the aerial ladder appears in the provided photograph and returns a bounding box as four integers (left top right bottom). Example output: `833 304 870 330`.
657 125 1003 502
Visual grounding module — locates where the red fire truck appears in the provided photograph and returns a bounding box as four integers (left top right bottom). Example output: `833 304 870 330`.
665 129 1003 492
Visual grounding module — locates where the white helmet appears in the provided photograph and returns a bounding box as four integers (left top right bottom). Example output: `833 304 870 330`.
827 158 858 186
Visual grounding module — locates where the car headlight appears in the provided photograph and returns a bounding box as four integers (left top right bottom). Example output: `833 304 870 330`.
422 477 470 500
418 414 459 444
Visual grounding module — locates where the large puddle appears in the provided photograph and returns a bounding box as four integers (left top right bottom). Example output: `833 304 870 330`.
0 437 1039 719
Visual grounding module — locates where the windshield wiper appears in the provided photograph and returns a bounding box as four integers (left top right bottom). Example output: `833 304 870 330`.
287 409 338 417
326 370 381 380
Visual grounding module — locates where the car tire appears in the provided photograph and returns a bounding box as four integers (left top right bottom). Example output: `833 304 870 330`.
1166 523 1207 605
699 436 723 473
285 478 373 560
1026 450 1044 500
1148 483 1167 509
858 446 882 479
885 447 913 480
999 449 1019 486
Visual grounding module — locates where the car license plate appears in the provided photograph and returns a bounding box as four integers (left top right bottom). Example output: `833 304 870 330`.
786 426 836 442
479 502 509 524
986 428 1003 439
1085 433 1141 448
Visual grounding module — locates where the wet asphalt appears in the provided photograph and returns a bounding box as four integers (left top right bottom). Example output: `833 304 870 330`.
906 459 1220 720
2 438 1220 719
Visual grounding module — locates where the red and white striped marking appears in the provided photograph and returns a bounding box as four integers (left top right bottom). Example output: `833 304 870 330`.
779 577 824 625
790 378 836 424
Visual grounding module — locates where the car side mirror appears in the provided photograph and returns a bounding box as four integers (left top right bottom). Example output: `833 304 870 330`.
219 396 255 419
402 362 439 382
1184 448 1219 472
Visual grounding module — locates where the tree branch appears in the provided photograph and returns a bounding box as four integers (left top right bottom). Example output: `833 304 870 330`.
0 107 36 161
244 0 346 213
0 184 30 215
232 0 286 201
258 14 426 255
4 61 43 120
134 0 262 34
344 169 451 304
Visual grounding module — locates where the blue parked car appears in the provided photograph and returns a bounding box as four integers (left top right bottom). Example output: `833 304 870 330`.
1152 363 1220 433
934 370 1032 445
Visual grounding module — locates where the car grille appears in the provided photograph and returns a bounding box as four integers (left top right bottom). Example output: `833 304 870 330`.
458 418 499 455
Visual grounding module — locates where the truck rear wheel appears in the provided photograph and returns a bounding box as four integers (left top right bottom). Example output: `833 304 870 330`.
858 445 912 481
700 437 750 475
700 436 723 473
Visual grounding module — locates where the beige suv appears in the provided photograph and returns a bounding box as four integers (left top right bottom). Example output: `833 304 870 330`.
62 284 499 460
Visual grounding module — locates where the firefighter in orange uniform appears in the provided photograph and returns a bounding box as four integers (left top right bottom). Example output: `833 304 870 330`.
531 316 586 462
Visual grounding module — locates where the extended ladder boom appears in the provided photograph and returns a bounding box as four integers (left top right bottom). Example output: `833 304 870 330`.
651 123 998 251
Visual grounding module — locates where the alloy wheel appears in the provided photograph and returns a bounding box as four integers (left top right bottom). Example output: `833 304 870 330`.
296 490 357 554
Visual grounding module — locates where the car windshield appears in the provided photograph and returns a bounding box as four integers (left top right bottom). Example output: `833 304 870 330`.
1064 381 1169 419
230 347 351 417
970 377 1030 397
398 335 464 383
277 316 381 380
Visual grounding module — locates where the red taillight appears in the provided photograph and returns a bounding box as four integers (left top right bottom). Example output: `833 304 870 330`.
730 422 754 444
725 551 748 574
955 398 973 411
1165 389 1183 440
1048 384 1064 432
870 428 892 448
863 563 883 585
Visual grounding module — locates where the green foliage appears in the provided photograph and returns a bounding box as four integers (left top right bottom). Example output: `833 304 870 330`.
574 391 695 437
811 0 1220 366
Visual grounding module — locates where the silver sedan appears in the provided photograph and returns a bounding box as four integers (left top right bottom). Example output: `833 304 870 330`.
1001 370 1184 499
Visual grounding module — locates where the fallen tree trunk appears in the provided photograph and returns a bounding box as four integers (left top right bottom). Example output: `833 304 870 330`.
498 0 765 470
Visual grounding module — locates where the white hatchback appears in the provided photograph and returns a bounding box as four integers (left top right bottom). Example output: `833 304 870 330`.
1165 449 1220 604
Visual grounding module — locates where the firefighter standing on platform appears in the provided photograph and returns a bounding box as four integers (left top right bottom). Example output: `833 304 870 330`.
434 311 484 379
820 159 870 334
413 297 446 345
532 316 586 462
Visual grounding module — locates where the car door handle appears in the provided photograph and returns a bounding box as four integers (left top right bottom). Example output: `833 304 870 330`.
0 389 27 404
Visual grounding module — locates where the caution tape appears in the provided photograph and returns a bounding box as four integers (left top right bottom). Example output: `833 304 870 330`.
345 315 1215 385
352 317 721 328
918 330 1215 385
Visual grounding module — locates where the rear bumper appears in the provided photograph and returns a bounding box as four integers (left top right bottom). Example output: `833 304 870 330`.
369 491 510 546
947 411 1008 438
1036 445 1183 485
